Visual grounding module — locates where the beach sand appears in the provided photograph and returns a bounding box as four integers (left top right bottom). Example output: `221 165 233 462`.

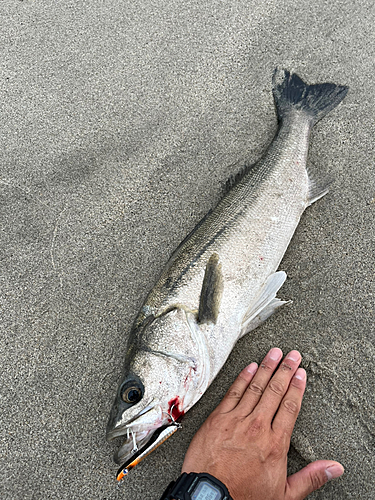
1 0 374 498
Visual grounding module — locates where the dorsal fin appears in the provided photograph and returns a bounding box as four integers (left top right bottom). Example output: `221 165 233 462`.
198 253 223 324
224 161 255 193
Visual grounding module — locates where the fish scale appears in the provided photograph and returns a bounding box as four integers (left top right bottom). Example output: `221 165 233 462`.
106 69 348 470
143 117 310 335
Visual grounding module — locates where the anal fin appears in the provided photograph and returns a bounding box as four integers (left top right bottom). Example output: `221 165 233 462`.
240 271 290 338
307 176 332 207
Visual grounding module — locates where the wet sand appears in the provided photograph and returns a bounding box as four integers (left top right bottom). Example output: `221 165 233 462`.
1 0 374 498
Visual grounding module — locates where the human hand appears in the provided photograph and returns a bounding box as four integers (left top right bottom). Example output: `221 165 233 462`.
182 348 344 500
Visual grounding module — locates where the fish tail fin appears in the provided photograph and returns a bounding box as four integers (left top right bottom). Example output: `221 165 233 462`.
272 68 348 125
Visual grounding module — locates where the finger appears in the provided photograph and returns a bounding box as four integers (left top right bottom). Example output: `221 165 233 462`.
286 460 344 500
215 362 258 413
272 368 306 437
234 348 283 416
256 350 301 421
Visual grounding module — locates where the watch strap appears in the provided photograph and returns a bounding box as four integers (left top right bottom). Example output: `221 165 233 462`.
159 472 233 500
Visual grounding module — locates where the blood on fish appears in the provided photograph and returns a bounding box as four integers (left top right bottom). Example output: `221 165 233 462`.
183 373 191 389
168 397 184 422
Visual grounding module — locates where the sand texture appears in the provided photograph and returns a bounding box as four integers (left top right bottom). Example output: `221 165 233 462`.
1 0 374 498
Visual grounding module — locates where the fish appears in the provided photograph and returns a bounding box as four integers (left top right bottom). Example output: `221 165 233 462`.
106 69 348 470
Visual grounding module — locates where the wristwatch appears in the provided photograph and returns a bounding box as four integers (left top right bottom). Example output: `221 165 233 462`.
159 472 233 500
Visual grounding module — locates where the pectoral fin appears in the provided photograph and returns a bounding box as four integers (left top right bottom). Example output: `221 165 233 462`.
240 271 290 337
198 253 223 325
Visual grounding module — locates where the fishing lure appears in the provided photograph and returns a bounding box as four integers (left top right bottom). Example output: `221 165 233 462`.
116 424 180 480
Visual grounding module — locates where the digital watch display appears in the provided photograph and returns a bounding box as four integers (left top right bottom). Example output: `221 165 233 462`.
191 479 222 500
159 472 233 500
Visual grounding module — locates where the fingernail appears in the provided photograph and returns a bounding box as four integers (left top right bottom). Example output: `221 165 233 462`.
325 464 344 481
286 350 301 362
294 368 306 380
246 362 258 374
269 348 282 361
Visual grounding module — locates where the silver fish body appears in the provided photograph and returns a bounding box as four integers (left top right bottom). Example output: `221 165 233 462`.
107 69 348 466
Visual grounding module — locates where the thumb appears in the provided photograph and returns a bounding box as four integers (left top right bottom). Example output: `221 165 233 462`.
286 460 344 500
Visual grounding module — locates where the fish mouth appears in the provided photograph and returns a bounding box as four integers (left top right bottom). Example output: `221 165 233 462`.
114 428 156 464
106 405 155 442
107 404 166 465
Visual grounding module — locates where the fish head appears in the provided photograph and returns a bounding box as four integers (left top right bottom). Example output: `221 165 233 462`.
105 366 167 464
107 307 209 464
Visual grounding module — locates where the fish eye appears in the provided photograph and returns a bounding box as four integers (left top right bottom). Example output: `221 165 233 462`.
122 386 142 404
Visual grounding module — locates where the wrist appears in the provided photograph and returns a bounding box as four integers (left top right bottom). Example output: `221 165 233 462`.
159 471 233 500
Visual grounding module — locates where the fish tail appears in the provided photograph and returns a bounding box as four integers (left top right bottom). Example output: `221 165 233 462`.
272 68 348 125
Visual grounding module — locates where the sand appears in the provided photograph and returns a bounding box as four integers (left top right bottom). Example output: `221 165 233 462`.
1 0 374 498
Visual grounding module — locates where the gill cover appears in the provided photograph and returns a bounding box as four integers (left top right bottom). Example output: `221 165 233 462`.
107 254 223 462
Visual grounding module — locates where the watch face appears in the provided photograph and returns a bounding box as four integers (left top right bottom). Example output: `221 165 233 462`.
191 480 222 500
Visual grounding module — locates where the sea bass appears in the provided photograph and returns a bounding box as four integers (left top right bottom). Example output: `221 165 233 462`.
106 69 348 468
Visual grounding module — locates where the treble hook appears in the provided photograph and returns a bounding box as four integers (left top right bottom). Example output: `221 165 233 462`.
169 404 176 422
128 428 138 453
166 404 182 428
